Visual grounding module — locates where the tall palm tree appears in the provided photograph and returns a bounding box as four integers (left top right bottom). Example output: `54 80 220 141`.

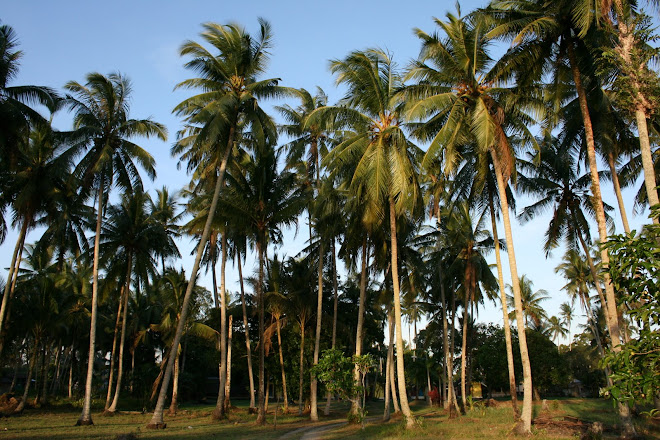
482 3 636 431
149 186 183 273
65 72 166 426
547 316 568 346
149 19 281 428
315 49 423 428
404 12 538 432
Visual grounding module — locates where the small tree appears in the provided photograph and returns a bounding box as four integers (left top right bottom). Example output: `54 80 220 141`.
312 349 374 426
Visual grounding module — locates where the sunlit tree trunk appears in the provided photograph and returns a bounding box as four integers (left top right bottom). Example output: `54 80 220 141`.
389 199 414 428
298 315 306 416
383 309 394 421
325 238 339 415
489 198 520 418
0 219 28 356
225 314 233 411
106 295 124 410
388 310 400 414
168 349 180 415
256 240 266 425
490 150 532 433
607 152 631 233
15 339 38 413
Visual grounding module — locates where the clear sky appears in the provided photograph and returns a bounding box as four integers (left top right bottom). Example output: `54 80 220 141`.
3 1 651 344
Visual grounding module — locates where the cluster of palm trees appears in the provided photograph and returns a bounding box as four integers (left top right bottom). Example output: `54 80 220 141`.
1 0 657 437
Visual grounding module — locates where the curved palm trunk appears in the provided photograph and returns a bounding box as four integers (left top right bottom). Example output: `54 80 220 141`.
634 108 659 218
383 310 394 421
389 200 414 428
78 180 104 426
298 316 306 416
213 233 228 419
108 258 132 413
310 243 324 421
438 267 451 411
238 257 256 408
147 136 233 429
325 238 339 415
256 240 267 425
490 150 532 434
0 219 28 356
566 39 637 438
489 199 520 418
607 152 631 233
275 314 288 412
351 236 369 417
225 314 233 411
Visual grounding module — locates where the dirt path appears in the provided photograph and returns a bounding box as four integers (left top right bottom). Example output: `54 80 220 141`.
278 416 382 440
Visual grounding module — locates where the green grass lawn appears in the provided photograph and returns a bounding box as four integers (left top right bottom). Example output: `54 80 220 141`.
0 398 656 440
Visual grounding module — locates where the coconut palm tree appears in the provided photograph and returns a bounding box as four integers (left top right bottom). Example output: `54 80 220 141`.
404 11 538 432
559 302 575 349
482 2 636 430
547 316 568 346
149 19 281 428
507 275 549 327
64 72 166 425
149 186 183 273
314 48 423 428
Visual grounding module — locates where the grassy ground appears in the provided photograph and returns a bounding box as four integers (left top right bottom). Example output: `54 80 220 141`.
0 397 656 440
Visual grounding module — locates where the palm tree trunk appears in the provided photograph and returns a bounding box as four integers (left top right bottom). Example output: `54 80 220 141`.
389 319 400 414
38 342 51 406
489 198 520 418
15 339 38 413
310 242 324 421
238 256 256 409
438 265 451 410
607 152 631 233
213 233 228 420
383 309 394 421
147 132 233 429
634 106 659 218
108 256 132 413
389 199 414 428
351 236 369 417
168 349 180 415
0 219 28 356
461 304 469 410
298 317 306 416
490 149 533 434
78 179 104 426
256 240 267 425
449 288 461 416
105 287 125 410
276 314 288 412
224 314 233 411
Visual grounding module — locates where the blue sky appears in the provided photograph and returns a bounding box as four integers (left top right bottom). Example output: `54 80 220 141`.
3 1 651 343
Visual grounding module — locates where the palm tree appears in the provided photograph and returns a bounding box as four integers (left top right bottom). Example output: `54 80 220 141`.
559 302 574 349
65 72 166 426
0 122 73 356
547 316 568 346
149 186 183 273
507 275 549 327
483 3 635 431
404 12 538 432
315 49 423 428
148 19 281 428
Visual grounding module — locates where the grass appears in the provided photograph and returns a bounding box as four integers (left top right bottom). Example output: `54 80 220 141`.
0 398 656 440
